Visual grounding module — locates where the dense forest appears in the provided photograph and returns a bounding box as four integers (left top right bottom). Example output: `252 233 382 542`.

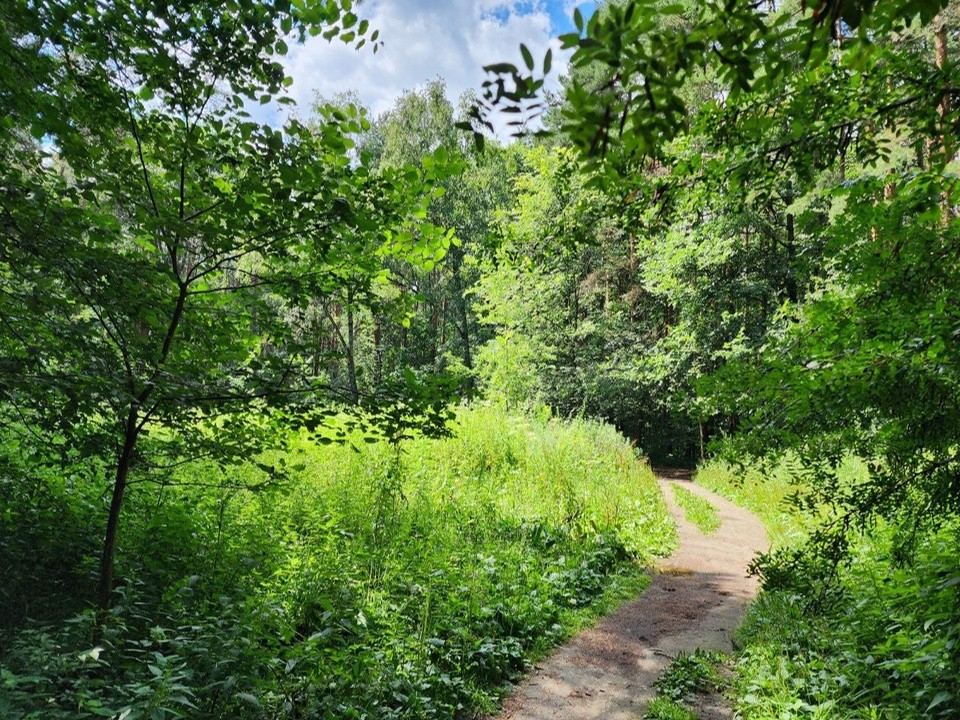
1 0 959 718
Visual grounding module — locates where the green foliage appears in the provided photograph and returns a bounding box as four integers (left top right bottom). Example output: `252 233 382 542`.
734 522 960 719
671 485 721 535
702 458 960 719
473 0 960 545
643 697 698 720
0 441 102 626
0 0 462 610
654 650 726 703
475 0 949 161
695 458 816 549
0 407 674 719
304 82 518 403
696 457 875 601
644 649 728 720
471 142 698 462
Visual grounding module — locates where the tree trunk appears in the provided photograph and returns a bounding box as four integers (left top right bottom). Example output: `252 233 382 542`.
935 19 952 218
346 289 359 405
785 211 798 303
96 404 140 610
452 256 473 370
96 282 187 610
936 21 949 159
373 317 383 385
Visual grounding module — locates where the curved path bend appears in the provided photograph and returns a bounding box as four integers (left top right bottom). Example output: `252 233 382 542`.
494 469 768 720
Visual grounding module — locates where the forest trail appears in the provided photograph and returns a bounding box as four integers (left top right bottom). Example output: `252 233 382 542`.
493 469 768 720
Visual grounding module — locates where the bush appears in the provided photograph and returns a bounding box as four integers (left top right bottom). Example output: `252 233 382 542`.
735 523 960 719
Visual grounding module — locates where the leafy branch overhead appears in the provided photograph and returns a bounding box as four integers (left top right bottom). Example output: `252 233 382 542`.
469 0 950 163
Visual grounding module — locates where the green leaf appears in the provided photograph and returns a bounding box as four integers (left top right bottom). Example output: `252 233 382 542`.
236 692 262 709
483 62 518 75
927 692 951 712
520 43 534 71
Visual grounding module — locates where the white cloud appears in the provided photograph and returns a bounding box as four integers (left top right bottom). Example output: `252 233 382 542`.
277 0 569 132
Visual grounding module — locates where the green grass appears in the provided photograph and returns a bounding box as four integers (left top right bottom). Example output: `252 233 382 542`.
694 455 870 549
0 405 676 720
733 522 960 719
644 697 698 720
694 459 805 548
671 484 721 534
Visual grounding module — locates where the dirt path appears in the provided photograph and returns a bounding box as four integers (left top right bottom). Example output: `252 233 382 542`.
493 469 768 720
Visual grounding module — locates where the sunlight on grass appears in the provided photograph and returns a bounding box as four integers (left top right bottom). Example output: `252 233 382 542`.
671 485 721 534
0 405 677 720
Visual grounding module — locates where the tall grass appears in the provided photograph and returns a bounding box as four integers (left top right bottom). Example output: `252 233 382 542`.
695 457 817 549
0 406 675 720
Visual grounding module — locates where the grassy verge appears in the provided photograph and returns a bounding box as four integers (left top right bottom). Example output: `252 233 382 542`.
0 406 675 720
671 485 721 534
694 458 809 549
696 458 960 720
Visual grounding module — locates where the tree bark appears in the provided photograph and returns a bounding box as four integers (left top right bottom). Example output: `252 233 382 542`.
785 211 798 303
96 404 140 610
346 289 359 405
96 282 187 610
452 255 473 370
935 19 952 219
936 22 949 160
373 317 383 385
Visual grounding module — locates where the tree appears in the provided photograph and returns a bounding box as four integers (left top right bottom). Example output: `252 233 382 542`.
304 82 517 396
0 0 457 610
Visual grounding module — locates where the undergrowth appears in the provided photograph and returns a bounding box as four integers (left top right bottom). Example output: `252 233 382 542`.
735 522 960 719
0 406 675 719
694 458 811 549
698 459 960 720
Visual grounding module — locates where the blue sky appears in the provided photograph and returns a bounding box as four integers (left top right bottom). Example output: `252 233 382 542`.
548 1 597 33
483 0 591 32
276 0 597 128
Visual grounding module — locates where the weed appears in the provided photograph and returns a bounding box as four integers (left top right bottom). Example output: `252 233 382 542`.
0 406 676 719
654 649 726 702
694 459 807 549
702 459 960 720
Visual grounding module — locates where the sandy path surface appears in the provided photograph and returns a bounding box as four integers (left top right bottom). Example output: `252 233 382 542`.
493 469 768 720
